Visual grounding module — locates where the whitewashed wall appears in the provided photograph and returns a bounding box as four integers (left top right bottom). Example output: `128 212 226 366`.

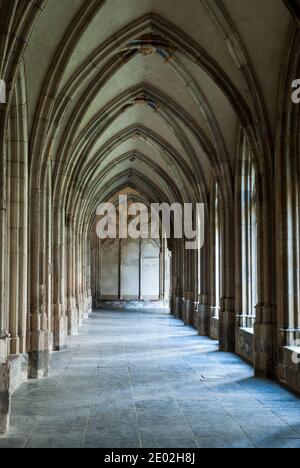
100 239 161 301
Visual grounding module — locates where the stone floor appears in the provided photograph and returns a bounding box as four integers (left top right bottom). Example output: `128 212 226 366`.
1 309 300 448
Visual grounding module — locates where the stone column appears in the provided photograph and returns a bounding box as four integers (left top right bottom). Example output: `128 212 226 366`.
254 193 276 378
95 236 102 307
66 217 78 336
52 206 67 350
196 220 211 335
169 242 177 315
184 253 197 327
83 227 92 316
159 241 165 300
197 294 210 336
174 240 184 320
219 204 236 352
184 248 197 327
28 190 49 379
7 134 20 355
45 168 53 350
182 245 189 324
80 227 89 319
254 304 276 377
209 183 220 339
18 129 28 355
75 230 85 323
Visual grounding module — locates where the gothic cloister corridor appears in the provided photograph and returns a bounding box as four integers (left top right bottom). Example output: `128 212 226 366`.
1 0 300 451
0 309 300 449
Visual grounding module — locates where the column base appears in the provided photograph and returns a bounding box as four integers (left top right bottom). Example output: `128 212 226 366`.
184 299 195 327
46 330 54 352
182 298 187 323
28 349 49 380
170 292 176 315
0 361 11 434
53 309 68 351
84 290 93 316
28 327 49 379
174 296 183 319
219 298 235 352
76 294 86 324
197 302 210 336
67 298 78 336
254 304 276 378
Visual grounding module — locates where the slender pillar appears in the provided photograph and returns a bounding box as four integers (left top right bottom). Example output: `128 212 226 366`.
66 217 78 336
219 203 236 352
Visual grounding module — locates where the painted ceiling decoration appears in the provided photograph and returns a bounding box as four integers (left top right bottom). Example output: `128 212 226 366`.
124 36 174 62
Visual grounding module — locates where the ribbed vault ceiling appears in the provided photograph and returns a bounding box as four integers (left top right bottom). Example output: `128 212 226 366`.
23 0 291 228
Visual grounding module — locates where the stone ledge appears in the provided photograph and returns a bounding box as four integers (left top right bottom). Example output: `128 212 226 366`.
236 327 254 364
7 354 28 394
278 346 300 394
96 300 169 311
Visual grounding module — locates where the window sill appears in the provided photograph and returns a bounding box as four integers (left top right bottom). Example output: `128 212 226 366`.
239 327 254 334
284 345 300 353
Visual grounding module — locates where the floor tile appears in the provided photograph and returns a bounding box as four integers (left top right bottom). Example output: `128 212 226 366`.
2 309 300 449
